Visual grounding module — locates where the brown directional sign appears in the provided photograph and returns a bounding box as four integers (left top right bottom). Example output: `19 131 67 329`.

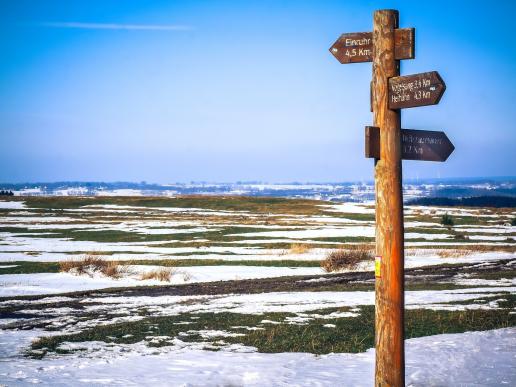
329 28 415 64
365 126 454 161
388 71 445 109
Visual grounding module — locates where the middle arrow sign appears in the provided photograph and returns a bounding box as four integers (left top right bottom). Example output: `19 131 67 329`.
388 71 446 109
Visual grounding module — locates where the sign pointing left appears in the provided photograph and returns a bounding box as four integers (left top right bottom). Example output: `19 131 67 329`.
329 28 415 64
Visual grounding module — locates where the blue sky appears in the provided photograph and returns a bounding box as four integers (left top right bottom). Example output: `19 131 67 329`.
1 0 515 183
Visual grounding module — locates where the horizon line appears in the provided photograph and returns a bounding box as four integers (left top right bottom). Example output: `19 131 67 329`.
0 176 515 186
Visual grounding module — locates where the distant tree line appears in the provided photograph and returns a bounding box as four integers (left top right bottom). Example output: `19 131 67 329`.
0 190 14 196
408 195 516 208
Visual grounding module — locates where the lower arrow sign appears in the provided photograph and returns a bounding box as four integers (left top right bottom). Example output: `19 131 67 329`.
365 126 455 162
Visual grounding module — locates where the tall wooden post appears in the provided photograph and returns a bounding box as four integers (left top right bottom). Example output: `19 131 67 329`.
372 9 405 386
330 8 450 386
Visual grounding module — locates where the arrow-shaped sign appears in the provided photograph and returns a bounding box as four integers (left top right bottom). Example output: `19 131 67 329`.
365 126 454 162
388 71 446 109
329 28 415 64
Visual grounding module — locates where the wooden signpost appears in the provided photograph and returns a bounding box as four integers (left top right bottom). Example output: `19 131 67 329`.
329 9 454 387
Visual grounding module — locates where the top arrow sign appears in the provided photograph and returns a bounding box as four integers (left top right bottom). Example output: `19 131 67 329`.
329 28 415 64
388 71 446 109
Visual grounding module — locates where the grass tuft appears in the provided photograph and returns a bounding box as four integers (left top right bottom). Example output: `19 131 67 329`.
140 268 174 282
288 243 311 254
59 254 129 279
320 245 373 272
440 213 454 227
437 249 472 258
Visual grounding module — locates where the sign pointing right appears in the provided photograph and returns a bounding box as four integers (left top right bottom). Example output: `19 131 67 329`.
388 71 446 109
365 126 455 162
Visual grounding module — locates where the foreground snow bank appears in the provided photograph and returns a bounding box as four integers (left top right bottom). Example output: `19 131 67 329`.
0 328 514 386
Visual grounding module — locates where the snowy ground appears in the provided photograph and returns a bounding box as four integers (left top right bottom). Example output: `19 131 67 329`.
0 328 514 386
0 198 514 263
0 251 513 296
0 266 326 296
0 197 514 386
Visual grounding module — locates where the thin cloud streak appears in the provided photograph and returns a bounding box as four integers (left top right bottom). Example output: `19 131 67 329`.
38 22 193 31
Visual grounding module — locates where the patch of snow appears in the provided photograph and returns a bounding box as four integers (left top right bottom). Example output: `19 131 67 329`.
0 216 77 224
0 328 513 386
189 330 245 339
468 235 514 241
0 201 26 209
78 287 515 318
229 226 375 239
0 266 326 296
321 202 375 214
0 272 182 297
406 241 515 247
405 232 453 240
95 189 144 196
456 226 516 234
453 274 515 287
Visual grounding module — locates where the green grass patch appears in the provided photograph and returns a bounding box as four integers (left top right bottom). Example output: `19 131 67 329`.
309 236 375 243
127 259 323 268
405 227 450 235
18 196 328 215
470 269 516 281
28 301 515 358
0 259 324 275
322 212 375 222
0 225 303 244
0 261 60 275
0 226 61 235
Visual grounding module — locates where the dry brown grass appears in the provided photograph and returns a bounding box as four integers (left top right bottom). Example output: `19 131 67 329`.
289 243 311 254
409 245 515 255
321 244 373 272
470 245 512 253
437 249 473 258
59 254 129 279
59 255 104 276
102 260 130 279
140 268 174 282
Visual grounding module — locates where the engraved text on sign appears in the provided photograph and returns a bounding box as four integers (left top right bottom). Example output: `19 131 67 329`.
388 71 446 109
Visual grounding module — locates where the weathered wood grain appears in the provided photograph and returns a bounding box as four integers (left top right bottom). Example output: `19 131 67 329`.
372 9 405 387
365 126 380 159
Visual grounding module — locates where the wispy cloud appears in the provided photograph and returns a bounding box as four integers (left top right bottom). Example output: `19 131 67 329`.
37 22 193 31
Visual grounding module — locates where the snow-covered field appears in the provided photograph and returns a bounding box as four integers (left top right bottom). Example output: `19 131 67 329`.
0 198 513 262
0 196 514 385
